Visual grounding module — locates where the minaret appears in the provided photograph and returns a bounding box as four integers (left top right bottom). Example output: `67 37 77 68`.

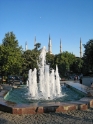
60 39 62 53
34 36 36 48
25 41 28 51
80 38 82 58
48 35 52 54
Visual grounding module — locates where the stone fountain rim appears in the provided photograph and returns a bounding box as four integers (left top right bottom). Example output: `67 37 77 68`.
0 84 93 114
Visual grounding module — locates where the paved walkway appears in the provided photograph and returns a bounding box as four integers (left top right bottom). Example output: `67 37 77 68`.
0 108 93 124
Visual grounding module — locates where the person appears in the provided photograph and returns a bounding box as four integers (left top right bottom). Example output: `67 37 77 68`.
74 76 77 81
12 77 14 86
20 80 22 85
78 76 80 80
80 77 82 84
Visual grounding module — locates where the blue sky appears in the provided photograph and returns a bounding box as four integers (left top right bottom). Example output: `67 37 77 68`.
0 0 93 57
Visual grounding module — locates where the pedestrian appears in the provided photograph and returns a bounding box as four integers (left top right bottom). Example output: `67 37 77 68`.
80 77 82 84
12 77 14 86
20 80 23 85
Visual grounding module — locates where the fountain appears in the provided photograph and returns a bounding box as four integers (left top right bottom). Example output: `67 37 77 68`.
4 46 86 105
27 46 62 100
2 46 87 114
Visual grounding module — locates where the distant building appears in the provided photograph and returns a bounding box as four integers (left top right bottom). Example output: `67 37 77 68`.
25 41 28 51
34 36 36 48
48 35 52 54
25 36 83 58
80 38 82 58
60 39 62 53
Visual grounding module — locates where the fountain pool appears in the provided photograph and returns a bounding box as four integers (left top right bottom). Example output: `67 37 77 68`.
4 46 86 104
4 84 86 104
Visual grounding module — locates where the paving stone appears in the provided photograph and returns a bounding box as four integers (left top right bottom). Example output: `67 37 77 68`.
0 109 93 124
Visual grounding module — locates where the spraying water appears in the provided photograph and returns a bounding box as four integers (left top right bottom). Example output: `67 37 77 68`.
27 46 62 100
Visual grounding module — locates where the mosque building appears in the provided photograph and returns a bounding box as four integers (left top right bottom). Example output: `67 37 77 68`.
25 36 82 58
80 37 83 58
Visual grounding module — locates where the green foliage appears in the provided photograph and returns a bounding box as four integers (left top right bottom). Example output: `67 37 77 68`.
46 52 55 69
54 51 76 77
22 49 40 74
70 57 83 73
0 32 23 76
34 43 41 50
1 31 90 79
83 39 93 73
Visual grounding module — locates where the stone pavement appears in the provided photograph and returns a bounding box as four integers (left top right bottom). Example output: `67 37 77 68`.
0 108 93 124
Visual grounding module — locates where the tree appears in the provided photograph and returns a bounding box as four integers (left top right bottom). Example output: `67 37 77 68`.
70 57 83 74
22 49 40 72
34 43 41 50
22 49 40 82
83 39 93 73
0 32 23 76
46 52 55 69
54 51 76 77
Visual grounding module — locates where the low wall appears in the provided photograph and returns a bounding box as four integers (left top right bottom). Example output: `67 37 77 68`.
66 82 88 94
82 77 93 87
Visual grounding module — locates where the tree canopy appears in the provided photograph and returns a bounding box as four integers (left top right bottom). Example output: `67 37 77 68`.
0 32 23 76
22 49 40 72
46 52 55 69
83 39 93 73
34 43 41 50
1 31 92 81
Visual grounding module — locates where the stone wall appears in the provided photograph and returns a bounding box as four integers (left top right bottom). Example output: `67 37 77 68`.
82 77 93 87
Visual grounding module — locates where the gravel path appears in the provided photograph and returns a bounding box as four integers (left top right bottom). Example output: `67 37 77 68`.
0 108 93 124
